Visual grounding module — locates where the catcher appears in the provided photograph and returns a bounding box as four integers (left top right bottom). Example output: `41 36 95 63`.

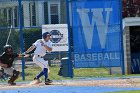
0 45 25 85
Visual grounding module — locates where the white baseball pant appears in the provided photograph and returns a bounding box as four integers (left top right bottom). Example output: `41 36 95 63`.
33 55 49 70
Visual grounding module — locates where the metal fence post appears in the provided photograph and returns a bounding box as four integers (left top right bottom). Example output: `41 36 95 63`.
66 0 73 78
120 0 125 75
18 0 25 80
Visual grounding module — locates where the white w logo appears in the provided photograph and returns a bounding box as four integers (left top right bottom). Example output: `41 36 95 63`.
77 8 112 49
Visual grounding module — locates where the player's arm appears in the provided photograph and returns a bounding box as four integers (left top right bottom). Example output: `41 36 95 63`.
12 53 25 58
0 61 8 68
43 44 52 52
40 41 52 52
25 45 36 54
18 54 26 58
0 56 8 68
17 53 33 58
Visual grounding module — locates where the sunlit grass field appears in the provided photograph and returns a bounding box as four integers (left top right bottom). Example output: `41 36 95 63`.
17 64 140 82
1 64 140 83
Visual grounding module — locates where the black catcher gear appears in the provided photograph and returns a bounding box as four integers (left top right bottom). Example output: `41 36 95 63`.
8 70 20 85
3 45 13 54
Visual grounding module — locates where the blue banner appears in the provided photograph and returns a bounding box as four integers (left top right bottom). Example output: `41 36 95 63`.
71 0 122 68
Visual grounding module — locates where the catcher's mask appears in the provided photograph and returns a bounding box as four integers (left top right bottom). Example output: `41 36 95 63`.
3 45 13 55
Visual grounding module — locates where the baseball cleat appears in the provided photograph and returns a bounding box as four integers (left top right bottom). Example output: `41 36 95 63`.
45 79 53 85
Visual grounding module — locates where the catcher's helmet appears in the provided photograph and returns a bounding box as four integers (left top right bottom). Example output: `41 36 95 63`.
42 32 51 39
3 45 13 54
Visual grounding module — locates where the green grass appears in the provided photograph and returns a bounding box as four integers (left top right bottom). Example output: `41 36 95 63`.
18 66 140 81
0 65 110 82
1 65 140 83
74 67 109 77
21 66 110 81
105 90 140 93
17 65 69 82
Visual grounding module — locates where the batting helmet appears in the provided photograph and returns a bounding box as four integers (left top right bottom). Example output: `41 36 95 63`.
3 45 13 54
42 32 51 39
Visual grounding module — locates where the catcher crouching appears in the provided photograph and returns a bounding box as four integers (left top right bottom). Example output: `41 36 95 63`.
0 45 24 85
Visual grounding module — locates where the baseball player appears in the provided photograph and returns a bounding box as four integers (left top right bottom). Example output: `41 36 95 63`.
25 32 53 85
0 45 25 85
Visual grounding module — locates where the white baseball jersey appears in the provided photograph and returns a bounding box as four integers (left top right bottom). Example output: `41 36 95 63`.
33 39 52 56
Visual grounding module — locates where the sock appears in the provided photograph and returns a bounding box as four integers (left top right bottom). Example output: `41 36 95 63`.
43 68 48 81
36 70 44 79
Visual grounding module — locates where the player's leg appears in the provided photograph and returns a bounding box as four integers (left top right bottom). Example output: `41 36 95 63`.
3 67 20 85
33 56 45 83
0 68 9 81
43 60 52 85
43 67 52 85
8 70 20 85
34 61 52 85
33 56 52 85
0 68 4 81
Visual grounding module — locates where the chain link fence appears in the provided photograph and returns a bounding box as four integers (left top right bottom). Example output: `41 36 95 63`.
0 0 73 81
0 28 20 54
0 1 64 81
0 0 139 81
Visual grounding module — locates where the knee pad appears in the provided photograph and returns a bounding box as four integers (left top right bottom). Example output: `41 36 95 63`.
13 70 20 77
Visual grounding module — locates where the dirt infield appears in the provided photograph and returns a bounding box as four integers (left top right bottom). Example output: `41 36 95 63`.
62 78 140 87
1 78 140 89
0 81 63 90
